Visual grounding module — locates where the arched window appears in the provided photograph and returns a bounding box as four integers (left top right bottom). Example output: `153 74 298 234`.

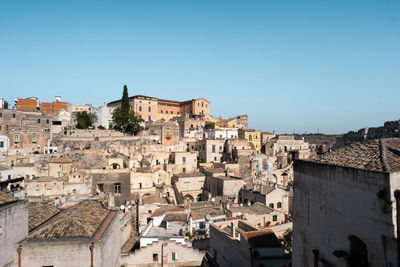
277 202 282 209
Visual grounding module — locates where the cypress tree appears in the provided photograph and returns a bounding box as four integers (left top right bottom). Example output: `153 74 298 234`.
121 85 130 112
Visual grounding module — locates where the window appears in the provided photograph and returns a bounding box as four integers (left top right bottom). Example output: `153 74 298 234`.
0 141 3 148
214 157 217 161
0 112 2 118
212 145 216 153
114 183 121 194
8 175 11 180
148 116 151 121
72 189 76 194
153 253 158 261
148 107 151 112
14 134 19 143
53 183 56 187
183 167 186 173
166 130 171 139
32 134 36 143
12 113 16 118
182 157 186 163
269 203 274 209
139 106 142 112
277 202 282 209
249 135 252 141
46 119 49 124
172 252 177 261
37 119 41 123
273 215 277 222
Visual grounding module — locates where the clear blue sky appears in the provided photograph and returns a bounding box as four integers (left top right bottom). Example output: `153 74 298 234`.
0 0 399 134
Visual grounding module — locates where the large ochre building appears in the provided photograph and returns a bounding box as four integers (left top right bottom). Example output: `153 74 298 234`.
108 95 210 121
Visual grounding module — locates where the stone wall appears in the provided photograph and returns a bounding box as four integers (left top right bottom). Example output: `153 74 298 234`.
121 240 205 267
0 200 28 267
293 160 395 266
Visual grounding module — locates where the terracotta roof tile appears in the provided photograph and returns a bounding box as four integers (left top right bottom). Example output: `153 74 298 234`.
0 191 17 207
28 202 61 231
241 229 282 248
308 138 400 172
26 201 110 240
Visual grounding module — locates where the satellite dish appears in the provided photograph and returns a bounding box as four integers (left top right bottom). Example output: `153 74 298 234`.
162 194 166 198
240 203 243 207
127 205 132 210
211 198 215 203
237 212 242 216
205 214 211 221
243 181 247 185
120 205 125 211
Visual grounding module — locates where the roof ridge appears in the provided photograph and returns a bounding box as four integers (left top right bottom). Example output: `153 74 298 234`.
379 138 390 172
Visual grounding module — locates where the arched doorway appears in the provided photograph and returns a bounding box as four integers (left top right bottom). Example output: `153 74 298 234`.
348 235 368 267
196 194 202 202
111 163 120 169
184 195 194 203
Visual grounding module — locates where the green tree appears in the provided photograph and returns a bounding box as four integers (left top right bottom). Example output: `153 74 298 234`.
282 229 292 253
112 85 144 135
76 111 96 129
205 122 215 130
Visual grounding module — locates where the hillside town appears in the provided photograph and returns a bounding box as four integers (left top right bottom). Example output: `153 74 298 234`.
1 87 400 267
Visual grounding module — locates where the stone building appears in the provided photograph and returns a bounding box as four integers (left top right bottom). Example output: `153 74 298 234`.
0 192 28 267
91 169 132 206
198 139 225 163
205 127 239 140
71 104 94 113
222 138 253 164
121 206 205 266
208 220 291 267
0 109 53 154
265 135 310 166
215 115 248 129
293 138 400 266
238 129 262 152
0 134 10 154
174 116 205 138
207 174 244 202
172 172 206 202
227 203 287 228
342 120 400 146
95 103 115 129
239 185 290 214
147 121 180 146
166 151 198 174
108 94 210 121
189 203 225 236
19 201 120 267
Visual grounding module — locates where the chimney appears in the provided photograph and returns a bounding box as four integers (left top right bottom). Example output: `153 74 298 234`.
231 222 235 238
